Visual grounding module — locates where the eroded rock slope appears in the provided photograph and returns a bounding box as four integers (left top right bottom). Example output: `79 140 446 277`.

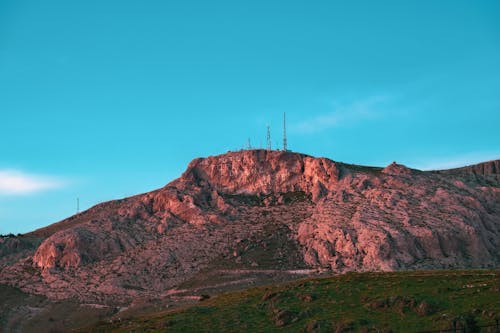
1 150 499 305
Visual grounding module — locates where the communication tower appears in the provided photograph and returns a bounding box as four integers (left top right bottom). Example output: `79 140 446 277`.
266 125 271 150
283 112 288 151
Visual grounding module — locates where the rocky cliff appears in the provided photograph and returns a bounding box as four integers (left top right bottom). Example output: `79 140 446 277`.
1 150 499 305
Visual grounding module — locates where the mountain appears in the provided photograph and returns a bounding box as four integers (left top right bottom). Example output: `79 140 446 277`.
1 150 499 329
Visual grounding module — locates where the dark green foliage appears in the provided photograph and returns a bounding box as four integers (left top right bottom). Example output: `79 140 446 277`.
220 193 263 206
281 191 311 204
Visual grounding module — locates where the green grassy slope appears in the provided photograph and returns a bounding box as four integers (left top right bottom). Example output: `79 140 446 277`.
83 270 499 332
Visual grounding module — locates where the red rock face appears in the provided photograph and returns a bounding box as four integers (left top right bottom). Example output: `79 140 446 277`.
180 150 340 201
1 150 499 304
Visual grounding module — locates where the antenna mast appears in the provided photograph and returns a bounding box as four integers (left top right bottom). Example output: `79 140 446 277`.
266 124 271 150
76 197 79 214
283 112 287 151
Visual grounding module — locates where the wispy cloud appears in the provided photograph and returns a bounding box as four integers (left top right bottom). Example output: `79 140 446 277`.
413 151 500 171
0 170 66 196
290 95 394 134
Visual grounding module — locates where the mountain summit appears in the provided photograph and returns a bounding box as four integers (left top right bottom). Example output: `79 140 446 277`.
1 150 499 306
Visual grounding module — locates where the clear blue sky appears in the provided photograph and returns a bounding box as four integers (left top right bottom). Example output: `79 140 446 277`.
1 1 499 234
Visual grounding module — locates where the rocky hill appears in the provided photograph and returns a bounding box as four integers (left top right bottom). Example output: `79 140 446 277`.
1 150 499 310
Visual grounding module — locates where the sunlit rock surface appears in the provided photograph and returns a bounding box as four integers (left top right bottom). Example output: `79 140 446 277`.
1 150 499 304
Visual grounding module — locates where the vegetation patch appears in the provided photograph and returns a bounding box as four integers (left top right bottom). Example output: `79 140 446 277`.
220 193 263 206
280 191 311 204
81 270 499 332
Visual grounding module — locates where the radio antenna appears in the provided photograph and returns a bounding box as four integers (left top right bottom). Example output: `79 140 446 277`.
266 124 271 150
283 112 287 151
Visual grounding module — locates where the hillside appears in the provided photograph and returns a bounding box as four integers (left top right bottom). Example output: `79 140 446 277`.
81 269 500 333
0 150 499 331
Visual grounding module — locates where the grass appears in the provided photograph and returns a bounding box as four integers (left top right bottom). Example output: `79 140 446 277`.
82 269 499 332
0 284 114 333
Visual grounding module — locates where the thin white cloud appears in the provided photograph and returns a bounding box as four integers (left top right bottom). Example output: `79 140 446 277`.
291 95 393 134
413 152 500 171
0 170 66 195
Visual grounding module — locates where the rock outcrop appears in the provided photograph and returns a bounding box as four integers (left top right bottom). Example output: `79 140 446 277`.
435 159 500 177
1 150 499 305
